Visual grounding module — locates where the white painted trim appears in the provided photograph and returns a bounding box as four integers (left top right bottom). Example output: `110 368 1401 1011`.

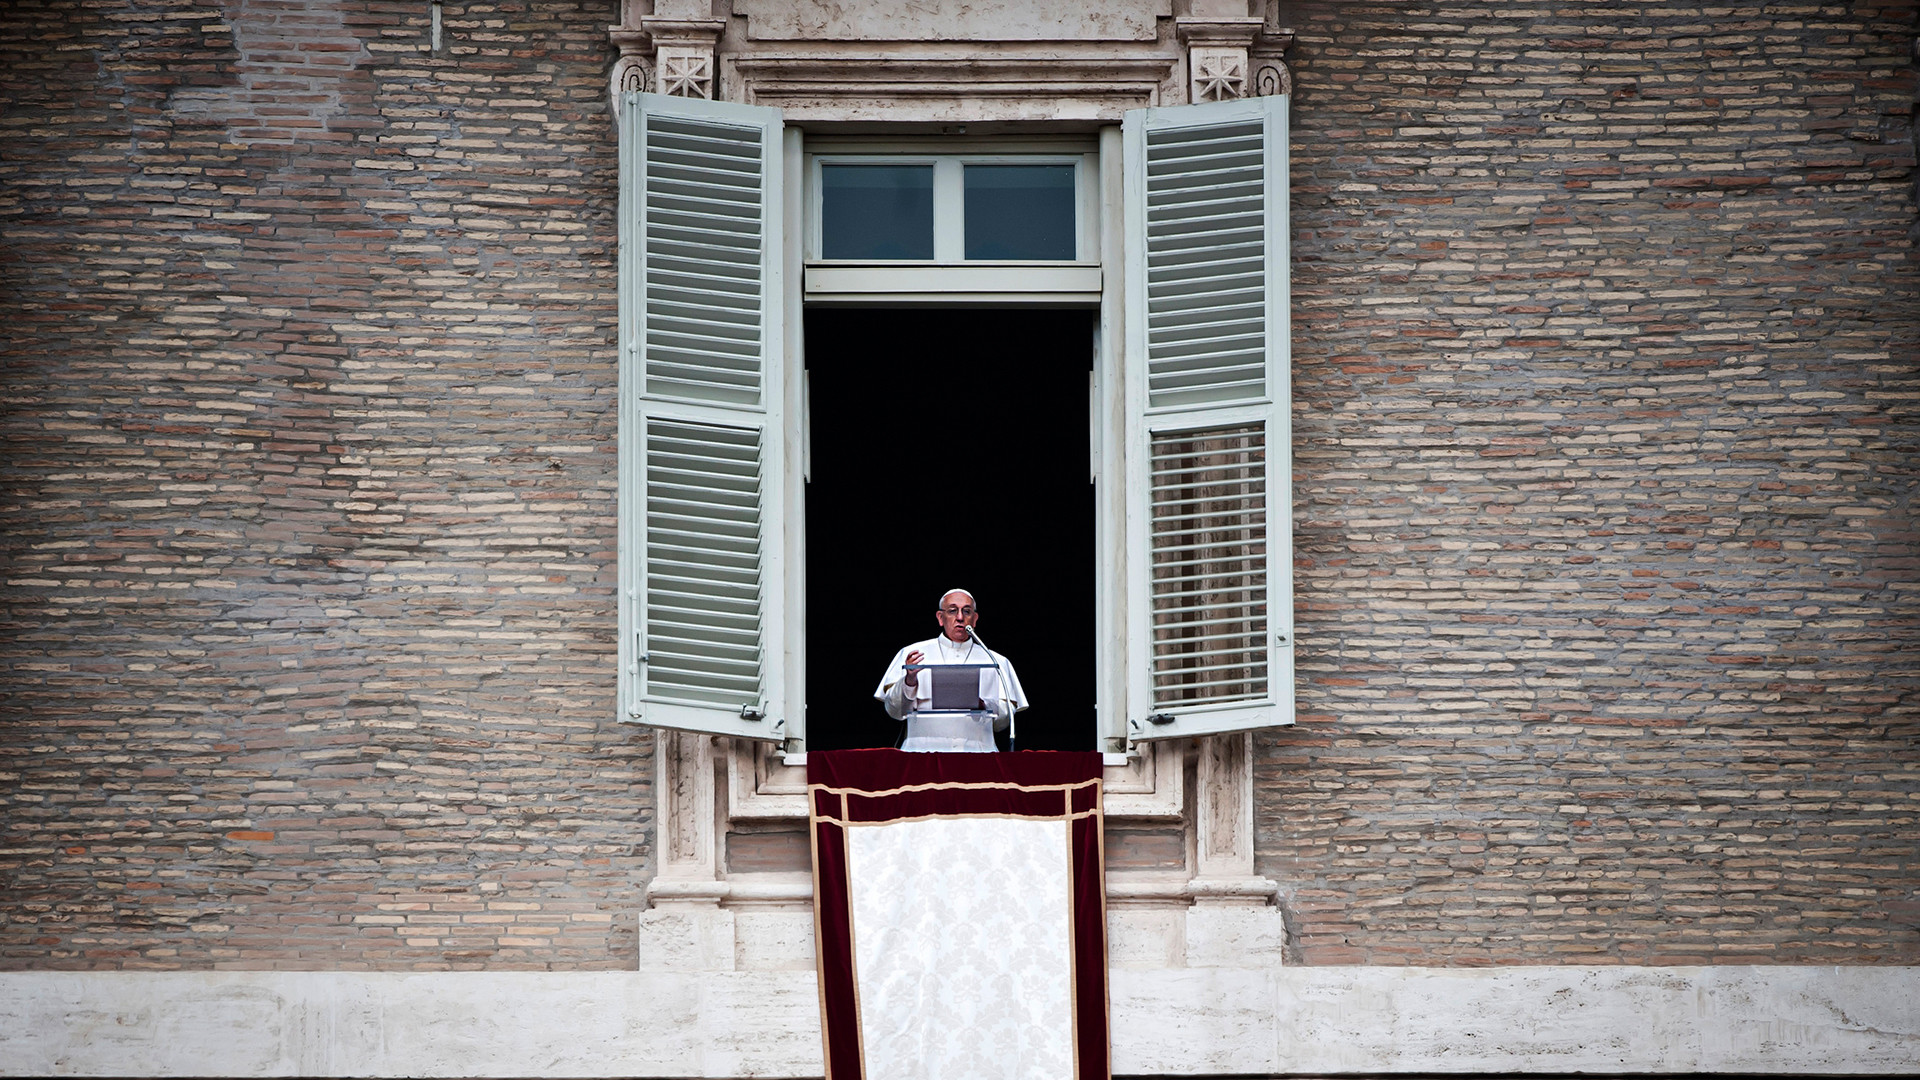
1076 151 1100 264
803 264 1100 298
4 967 1914 1077
931 156 964 259
780 126 808 751
804 136 1101 156
802 291 1102 308
1093 123 1128 753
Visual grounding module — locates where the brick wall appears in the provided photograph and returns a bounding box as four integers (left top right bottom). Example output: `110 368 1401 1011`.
1267 1 1920 963
0 0 641 969
1 0 1916 972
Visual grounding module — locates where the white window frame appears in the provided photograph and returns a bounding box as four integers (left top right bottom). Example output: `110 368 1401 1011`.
808 152 1098 264
803 144 1103 304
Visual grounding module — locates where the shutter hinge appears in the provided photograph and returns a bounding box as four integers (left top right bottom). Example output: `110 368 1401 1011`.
740 704 765 723
1146 712 1175 725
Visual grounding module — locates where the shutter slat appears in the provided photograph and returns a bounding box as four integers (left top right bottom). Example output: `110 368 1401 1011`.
1147 511 1267 531
1144 534 1267 557
648 595 760 617
1150 636 1266 658
1145 259 1267 288
1148 610 1266 632
647 257 762 285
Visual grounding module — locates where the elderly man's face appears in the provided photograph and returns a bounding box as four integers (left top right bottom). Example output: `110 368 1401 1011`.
934 591 977 643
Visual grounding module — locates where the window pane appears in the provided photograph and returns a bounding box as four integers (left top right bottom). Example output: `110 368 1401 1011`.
964 165 1076 260
821 164 934 260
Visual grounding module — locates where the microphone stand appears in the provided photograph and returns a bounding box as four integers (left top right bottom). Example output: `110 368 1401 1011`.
966 625 1016 751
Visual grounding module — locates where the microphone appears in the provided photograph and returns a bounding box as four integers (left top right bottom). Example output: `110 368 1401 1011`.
966 625 1017 751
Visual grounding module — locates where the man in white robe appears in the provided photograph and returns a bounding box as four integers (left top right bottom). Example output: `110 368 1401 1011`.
873 588 1029 752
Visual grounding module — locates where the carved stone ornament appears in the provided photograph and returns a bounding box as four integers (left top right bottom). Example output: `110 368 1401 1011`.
656 45 715 99
1252 60 1291 97
609 53 653 117
1250 8 1296 98
1189 46 1249 103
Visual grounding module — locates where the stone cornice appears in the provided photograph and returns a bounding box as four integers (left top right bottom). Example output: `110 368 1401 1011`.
639 15 726 48
726 54 1177 120
1174 15 1264 49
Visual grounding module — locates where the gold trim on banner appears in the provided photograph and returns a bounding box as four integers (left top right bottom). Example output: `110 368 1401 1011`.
809 777 1102 798
815 807 1103 828
806 800 836 1080
1065 786 1082 1080
843 824 869 1075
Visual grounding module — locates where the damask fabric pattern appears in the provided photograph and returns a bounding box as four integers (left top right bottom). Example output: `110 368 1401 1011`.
808 750 1109 1080
848 817 1072 1078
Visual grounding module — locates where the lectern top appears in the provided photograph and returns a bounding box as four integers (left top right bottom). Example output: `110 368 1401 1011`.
902 663 997 712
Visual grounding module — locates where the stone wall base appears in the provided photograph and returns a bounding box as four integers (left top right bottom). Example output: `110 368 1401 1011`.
3 967 1914 1076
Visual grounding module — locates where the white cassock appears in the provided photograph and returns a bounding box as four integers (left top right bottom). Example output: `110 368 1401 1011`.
873 635 1030 752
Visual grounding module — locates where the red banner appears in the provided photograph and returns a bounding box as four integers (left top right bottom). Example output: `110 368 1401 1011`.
809 749 1110 1080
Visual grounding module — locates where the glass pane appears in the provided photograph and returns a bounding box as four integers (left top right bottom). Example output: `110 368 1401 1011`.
964 164 1076 261
821 164 934 260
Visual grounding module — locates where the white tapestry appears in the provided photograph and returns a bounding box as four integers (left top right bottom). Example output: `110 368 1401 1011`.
845 815 1074 1080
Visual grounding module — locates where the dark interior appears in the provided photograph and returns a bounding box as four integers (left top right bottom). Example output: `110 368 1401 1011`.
803 308 1097 751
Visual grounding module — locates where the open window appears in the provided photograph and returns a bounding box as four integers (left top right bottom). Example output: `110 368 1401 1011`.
618 92 1293 751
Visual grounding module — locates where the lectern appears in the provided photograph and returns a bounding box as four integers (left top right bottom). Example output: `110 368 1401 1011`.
900 663 1003 752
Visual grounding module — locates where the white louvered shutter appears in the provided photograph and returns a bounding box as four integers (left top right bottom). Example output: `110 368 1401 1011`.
618 93 788 741
1122 94 1294 743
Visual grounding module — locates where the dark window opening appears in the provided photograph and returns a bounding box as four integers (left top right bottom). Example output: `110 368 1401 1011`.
804 308 1097 752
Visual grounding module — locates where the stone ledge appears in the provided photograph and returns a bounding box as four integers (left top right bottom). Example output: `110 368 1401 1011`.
3 966 1914 1077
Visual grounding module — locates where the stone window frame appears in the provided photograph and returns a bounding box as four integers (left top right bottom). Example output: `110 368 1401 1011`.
615 24 1297 973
